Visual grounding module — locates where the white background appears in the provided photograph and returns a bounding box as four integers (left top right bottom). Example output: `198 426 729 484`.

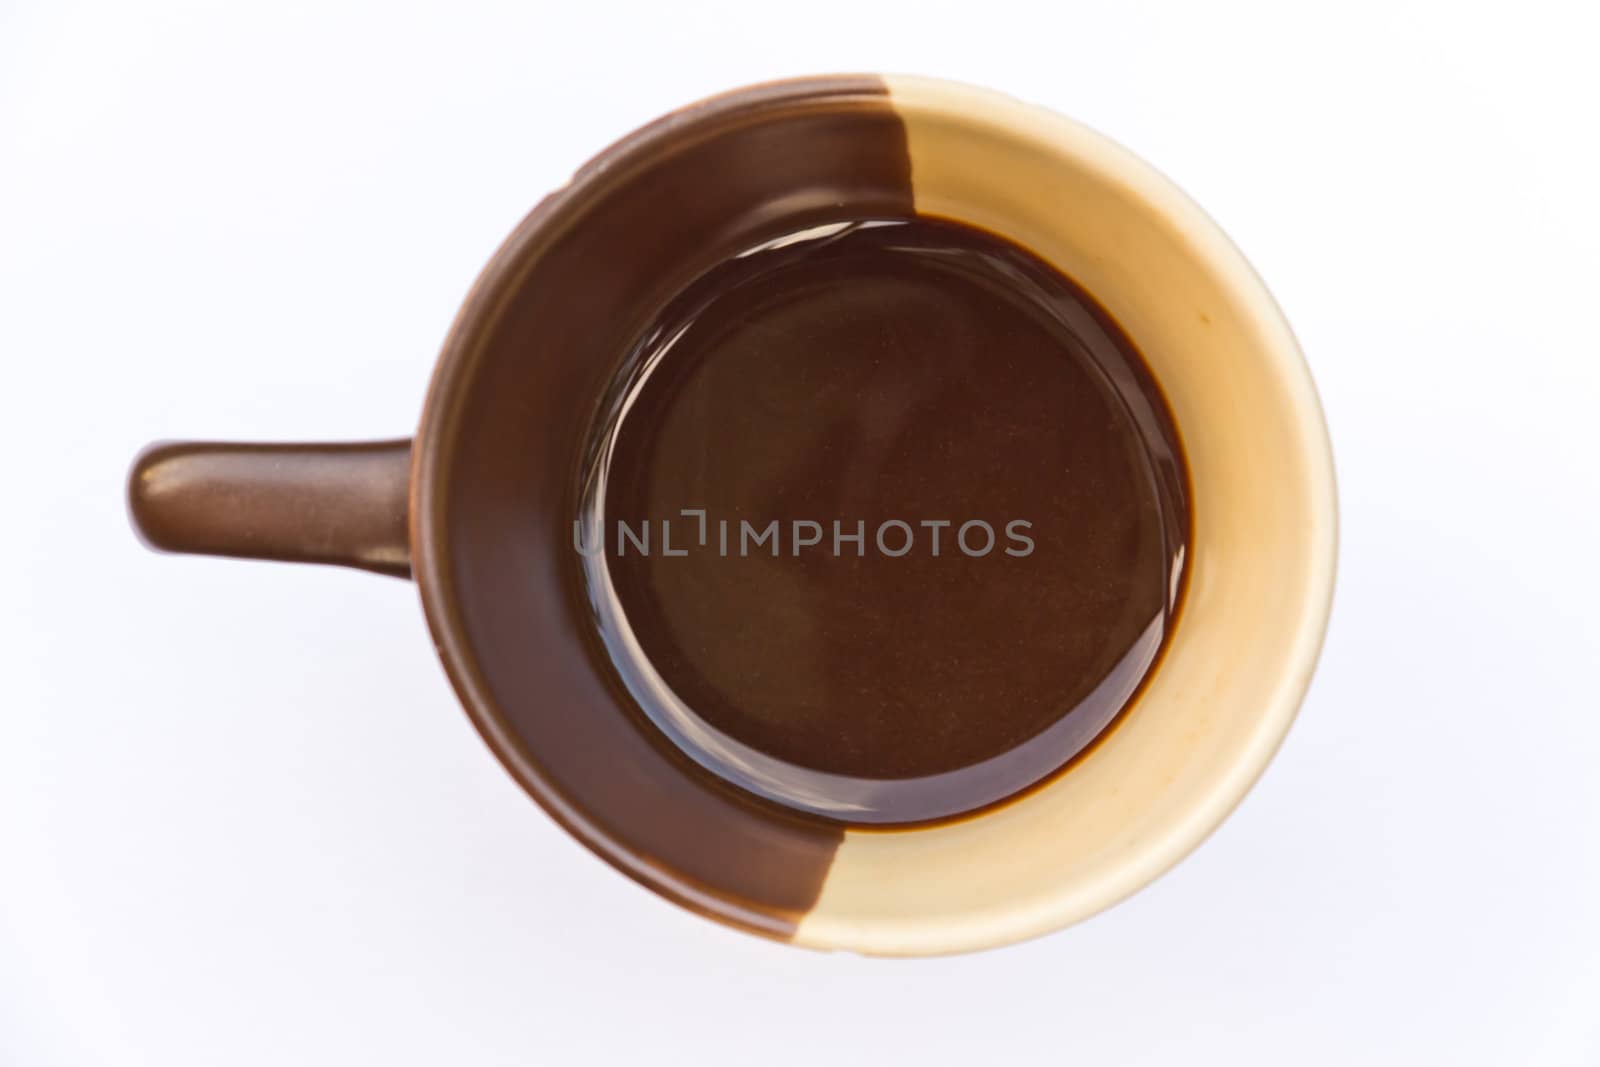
3 1 1598 1063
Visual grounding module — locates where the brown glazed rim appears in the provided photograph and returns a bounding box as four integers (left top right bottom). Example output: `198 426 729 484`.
408 76 893 934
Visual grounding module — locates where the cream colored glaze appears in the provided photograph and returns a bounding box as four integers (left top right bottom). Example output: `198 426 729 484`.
794 76 1337 956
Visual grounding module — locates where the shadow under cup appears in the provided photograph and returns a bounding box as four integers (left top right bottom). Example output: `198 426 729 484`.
410 75 1335 955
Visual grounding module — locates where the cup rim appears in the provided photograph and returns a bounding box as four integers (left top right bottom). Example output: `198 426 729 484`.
407 74 1339 955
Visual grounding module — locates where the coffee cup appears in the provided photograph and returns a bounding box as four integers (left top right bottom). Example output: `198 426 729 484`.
129 75 1336 956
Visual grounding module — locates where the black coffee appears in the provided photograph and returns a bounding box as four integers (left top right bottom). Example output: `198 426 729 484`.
583 217 1189 824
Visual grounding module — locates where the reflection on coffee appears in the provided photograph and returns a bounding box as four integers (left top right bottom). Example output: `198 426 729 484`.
583 217 1191 825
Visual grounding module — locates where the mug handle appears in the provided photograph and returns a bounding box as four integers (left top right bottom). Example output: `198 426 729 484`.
127 440 413 578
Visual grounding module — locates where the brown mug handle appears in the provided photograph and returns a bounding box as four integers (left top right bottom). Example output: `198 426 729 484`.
127 440 413 578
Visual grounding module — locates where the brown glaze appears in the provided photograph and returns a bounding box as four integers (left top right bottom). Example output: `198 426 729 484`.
129 440 411 577
594 217 1189 824
410 77 916 936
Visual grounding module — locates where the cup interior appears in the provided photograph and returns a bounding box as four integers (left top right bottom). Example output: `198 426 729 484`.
411 75 1336 955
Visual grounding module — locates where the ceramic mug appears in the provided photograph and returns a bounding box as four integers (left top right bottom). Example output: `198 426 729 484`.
128 75 1336 956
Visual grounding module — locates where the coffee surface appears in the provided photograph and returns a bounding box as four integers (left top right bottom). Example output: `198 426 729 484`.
584 217 1189 824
